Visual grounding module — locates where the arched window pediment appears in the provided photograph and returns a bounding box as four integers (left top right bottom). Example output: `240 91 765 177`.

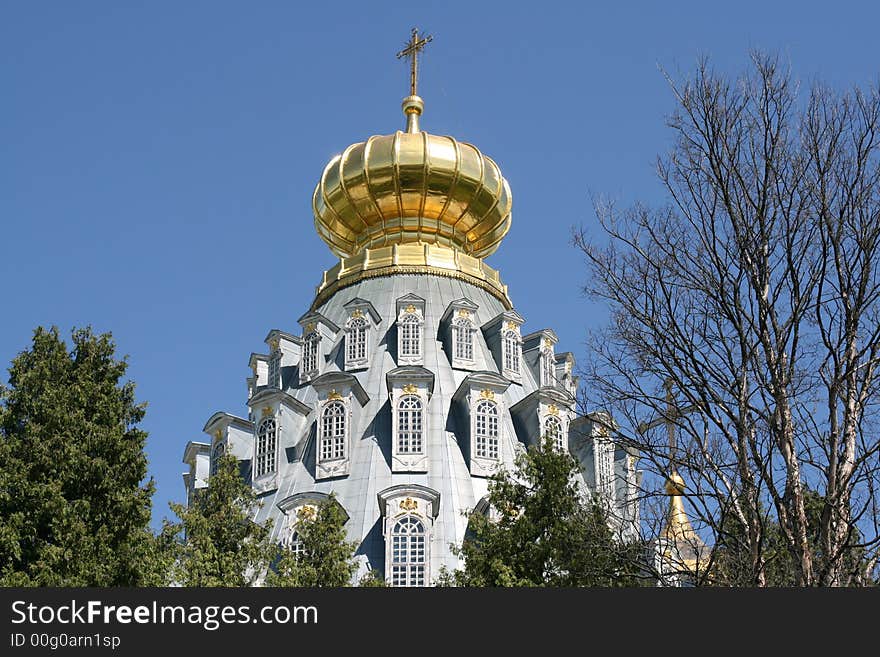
377 484 440 587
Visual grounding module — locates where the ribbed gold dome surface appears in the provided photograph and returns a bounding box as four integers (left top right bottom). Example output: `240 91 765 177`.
312 110 512 259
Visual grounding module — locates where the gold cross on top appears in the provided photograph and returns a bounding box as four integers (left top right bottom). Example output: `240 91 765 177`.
396 27 433 96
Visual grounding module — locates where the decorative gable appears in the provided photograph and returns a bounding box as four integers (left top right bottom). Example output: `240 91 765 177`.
246 389 312 494
522 328 559 388
482 309 525 382
441 298 480 371
276 491 350 546
555 351 577 396
310 372 369 480
263 330 302 389
342 297 381 371
297 311 340 384
452 371 511 477
509 386 575 452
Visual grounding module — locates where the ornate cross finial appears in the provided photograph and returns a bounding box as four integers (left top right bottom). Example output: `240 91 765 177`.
396 27 432 97
637 378 700 478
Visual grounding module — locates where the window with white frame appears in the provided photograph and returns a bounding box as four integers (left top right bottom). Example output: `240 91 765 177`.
544 415 564 452
268 353 280 388
210 441 225 477
503 329 520 373
397 395 424 454
474 399 500 459
286 530 304 557
302 333 319 375
320 401 346 461
399 313 421 359
255 417 277 477
390 515 427 587
454 318 474 361
346 317 368 364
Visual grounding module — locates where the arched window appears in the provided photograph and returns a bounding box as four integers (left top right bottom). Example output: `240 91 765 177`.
346 317 368 363
503 330 519 373
320 401 346 461
397 395 423 454
399 313 421 358
302 333 319 375
454 318 473 361
544 415 564 452
474 399 499 459
286 531 304 558
210 441 225 477
390 516 427 587
255 417 277 477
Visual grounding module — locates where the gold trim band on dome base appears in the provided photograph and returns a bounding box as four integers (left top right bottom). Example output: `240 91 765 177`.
311 243 512 311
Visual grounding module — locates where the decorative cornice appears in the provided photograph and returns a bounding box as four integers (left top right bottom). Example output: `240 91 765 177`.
385 366 435 395
247 388 311 417
201 411 255 435
276 492 349 523
182 441 211 465
452 370 511 403
377 484 441 519
311 244 512 311
310 371 370 407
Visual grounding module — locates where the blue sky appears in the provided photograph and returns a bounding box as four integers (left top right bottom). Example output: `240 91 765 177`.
2 1 879 529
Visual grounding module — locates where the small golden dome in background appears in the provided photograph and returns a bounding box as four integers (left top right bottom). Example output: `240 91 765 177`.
659 470 709 574
312 98 512 260
664 471 687 495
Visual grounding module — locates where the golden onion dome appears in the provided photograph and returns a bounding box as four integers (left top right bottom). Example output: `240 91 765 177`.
660 471 709 574
312 95 513 259
664 471 687 496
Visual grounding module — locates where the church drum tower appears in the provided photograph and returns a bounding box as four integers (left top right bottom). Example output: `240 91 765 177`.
182 30 640 586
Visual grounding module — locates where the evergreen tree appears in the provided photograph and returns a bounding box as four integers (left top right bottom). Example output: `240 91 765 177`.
357 569 387 587
439 436 646 587
161 452 273 586
0 326 157 586
266 495 359 587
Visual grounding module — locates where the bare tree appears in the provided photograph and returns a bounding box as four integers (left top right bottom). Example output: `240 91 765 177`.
575 52 880 586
